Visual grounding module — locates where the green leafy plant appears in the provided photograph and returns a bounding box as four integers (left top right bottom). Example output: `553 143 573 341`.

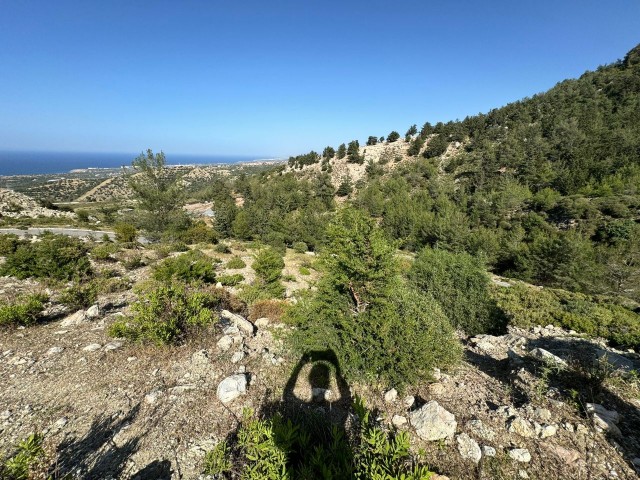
91 242 120 261
0 433 45 480
109 282 218 345
218 273 244 286
153 249 216 284
59 282 98 311
226 256 246 269
292 241 308 254
0 294 47 327
202 441 232 476
114 222 137 243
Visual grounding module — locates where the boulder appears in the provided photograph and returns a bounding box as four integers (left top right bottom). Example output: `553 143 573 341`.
60 310 87 327
409 401 457 441
586 403 621 436
456 433 481 463
220 310 255 336
529 347 567 367
216 335 233 352
594 349 635 372
217 374 248 403
384 388 398 403
86 304 100 319
508 448 531 463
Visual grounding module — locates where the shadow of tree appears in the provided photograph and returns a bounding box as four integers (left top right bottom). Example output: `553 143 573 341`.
49 403 150 479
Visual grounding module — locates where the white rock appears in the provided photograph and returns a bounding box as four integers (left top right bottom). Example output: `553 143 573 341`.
456 433 481 463
104 341 122 351
384 388 398 403
220 310 255 336
466 419 495 440
217 335 233 351
46 346 64 355
222 325 239 335
231 351 245 364
60 310 87 327
529 348 567 367
539 424 557 439
482 445 496 457
145 390 163 404
254 317 270 328
86 304 100 318
507 417 535 438
392 415 407 427
587 403 621 436
217 374 248 403
403 395 415 408
409 401 457 441
82 343 101 352
508 448 531 462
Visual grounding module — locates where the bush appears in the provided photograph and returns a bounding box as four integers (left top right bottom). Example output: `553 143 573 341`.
114 223 137 243
0 433 46 480
120 252 145 270
299 266 310 276
226 256 246 269
0 233 22 255
0 294 47 327
206 400 433 479
153 250 216 284
289 208 461 388
218 273 244 286
214 243 232 254
76 209 90 222
386 131 400 143
179 221 217 244
492 282 640 349
91 242 119 261
59 282 98 311
109 282 218 344
292 241 308 254
410 247 504 335
0 233 92 281
253 248 285 285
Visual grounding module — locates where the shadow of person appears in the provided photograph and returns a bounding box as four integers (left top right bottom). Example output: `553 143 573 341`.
224 349 355 478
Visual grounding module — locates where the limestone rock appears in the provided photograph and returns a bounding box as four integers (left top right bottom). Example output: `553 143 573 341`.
254 317 270 328
82 343 101 352
220 310 255 336
217 374 247 403
217 335 233 352
86 304 100 319
466 419 495 440
529 348 567 367
508 448 531 462
586 403 621 436
456 433 481 463
482 445 496 457
409 401 457 441
60 310 87 327
507 417 535 438
392 415 407 428
384 388 398 403
46 346 64 355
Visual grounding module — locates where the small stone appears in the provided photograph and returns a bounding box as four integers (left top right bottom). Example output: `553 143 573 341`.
217 374 248 403
60 310 87 327
384 388 398 403
217 335 233 351
535 408 552 422
86 304 100 318
220 310 255 336
53 417 68 429
392 415 407 427
403 395 415 408
46 346 64 355
529 348 567 367
551 445 581 464
507 417 535 438
539 424 557 439
467 419 495 440
82 343 101 352
145 390 163 404
312 388 333 402
518 470 529 479
482 446 496 457
222 325 239 335
254 317 270 328
508 448 531 463
429 383 446 395
170 384 196 394
231 351 245 363
127 356 137 362
104 341 122 351
0 410 11 420
456 433 481 463
409 401 457 441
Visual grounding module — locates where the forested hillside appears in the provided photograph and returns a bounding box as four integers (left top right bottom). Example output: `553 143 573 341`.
212 43 640 304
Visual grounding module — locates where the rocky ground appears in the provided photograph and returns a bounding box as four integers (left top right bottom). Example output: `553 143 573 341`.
1 282 639 479
0 189 76 219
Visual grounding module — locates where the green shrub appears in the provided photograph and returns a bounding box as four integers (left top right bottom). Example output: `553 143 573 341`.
120 252 145 270
114 223 137 243
153 250 216 284
109 282 218 344
253 248 285 285
0 294 47 327
226 256 246 269
218 273 244 286
0 234 22 255
76 209 90 222
179 221 217 244
299 267 310 276
292 241 308 253
410 247 504 335
214 243 231 254
208 400 433 479
0 233 92 281
289 208 461 388
0 433 46 480
59 282 98 311
492 282 640 349
91 242 119 261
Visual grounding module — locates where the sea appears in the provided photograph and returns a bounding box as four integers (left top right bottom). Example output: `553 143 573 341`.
0 150 270 176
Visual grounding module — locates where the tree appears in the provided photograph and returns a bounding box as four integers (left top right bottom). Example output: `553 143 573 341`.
323 146 335 159
405 124 417 137
336 143 347 159
407 136 425 156
347 140 362 164
129 149 188 239
366 136 378 146
379 136 385 143
336 176 353 197
386 131 400 143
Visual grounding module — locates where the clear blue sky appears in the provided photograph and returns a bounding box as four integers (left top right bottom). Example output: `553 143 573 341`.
0 0 638 158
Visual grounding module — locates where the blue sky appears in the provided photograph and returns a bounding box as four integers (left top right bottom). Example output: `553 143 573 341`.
0 0 638 158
